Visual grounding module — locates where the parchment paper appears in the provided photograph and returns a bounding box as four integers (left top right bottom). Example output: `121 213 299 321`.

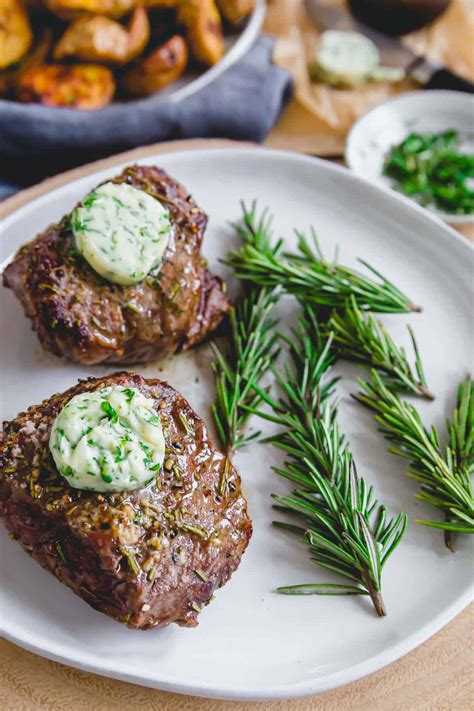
264 0 474 145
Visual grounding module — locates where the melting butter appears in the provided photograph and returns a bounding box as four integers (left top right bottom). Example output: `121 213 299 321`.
50 385 165 493
72 182 171 285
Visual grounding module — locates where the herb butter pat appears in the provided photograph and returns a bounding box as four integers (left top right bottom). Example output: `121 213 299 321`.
49 386 165 492
310 30 405 88
72 182 172 285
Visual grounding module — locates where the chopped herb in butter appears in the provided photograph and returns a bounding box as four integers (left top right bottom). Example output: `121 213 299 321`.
310 30 405 88
72 182 172 286
49 386 165 493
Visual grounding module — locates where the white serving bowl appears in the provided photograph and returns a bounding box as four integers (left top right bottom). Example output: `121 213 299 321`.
346 90 474 225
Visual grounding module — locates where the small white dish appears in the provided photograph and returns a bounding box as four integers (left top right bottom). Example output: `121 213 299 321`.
346 91 474 225
0 147 473 700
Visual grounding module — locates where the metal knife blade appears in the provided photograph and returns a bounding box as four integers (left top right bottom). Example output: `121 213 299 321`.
304 0 429 72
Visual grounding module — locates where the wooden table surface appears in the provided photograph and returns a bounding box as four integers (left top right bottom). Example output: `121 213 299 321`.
1 139 473 710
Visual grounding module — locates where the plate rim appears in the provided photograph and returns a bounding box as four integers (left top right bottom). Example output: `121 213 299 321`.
345 90 474 226
0 145 473 700
2 145 470 251
1 591 472 700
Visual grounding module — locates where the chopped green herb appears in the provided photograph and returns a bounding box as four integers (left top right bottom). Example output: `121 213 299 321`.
217 458 230 498
121 548 140 576
122 388 136 403
114 445 125 463
82 191 99 209
384 130 474 215
170 282 181 301
179 523 208 539
125 302 141 314
178 414 192 435
101 401 118 423
55 542 67 563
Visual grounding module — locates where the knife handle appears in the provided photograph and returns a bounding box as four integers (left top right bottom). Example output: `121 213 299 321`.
424 69 474 94
409 57 474 94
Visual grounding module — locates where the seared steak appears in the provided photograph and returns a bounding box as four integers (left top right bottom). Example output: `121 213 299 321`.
0 372 252 629
3 165 230 365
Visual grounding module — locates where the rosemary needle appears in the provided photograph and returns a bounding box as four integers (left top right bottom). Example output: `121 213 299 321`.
327 295 434 399
248 308 407 616
354 372 474 550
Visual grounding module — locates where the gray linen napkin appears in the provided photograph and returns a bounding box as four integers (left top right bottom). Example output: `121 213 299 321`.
0 36 292 198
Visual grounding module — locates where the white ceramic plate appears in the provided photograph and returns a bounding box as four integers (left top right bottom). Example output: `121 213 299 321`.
0 148 473 701
345 91 474 225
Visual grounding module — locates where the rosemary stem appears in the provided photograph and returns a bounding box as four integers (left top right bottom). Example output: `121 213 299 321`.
247 307 407 616
444 521 455 553
444 531 455 552
362 568 387 617
419 385 435 401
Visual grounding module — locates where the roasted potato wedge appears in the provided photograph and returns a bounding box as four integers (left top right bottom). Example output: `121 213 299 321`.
121 33 187 96
0 28 52 96
45 0 136 20
54 7 149 64
177 0 223 66
17 64 115 108
0 0 33 70
215 0 255 23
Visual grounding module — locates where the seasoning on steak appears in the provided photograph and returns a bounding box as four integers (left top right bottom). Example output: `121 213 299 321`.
2 165 230 365
0 372 252 629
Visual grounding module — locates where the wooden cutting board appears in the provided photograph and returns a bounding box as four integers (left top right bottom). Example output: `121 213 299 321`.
0 138 472 710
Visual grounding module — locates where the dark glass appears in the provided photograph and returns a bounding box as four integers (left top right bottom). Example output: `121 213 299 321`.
347 0 452 35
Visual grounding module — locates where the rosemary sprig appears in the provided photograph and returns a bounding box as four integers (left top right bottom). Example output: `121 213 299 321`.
354 372 474 550
225 223 420 313
211 288 281 455
327 295 433 399
448 378 474 473
211 203 281 456
248 308 407 616
231 200 284 259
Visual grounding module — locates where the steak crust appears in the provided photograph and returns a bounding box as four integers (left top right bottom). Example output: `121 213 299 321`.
3 165 230 365
0 372 252 629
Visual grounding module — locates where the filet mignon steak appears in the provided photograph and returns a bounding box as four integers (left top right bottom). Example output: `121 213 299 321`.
2 165 230 365
0 372 252 629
